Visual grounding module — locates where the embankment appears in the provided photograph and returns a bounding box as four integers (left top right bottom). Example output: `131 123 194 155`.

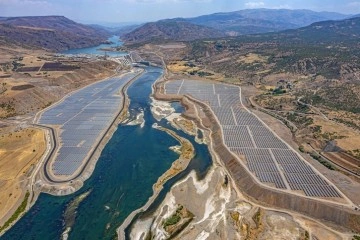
153 80 360 233
36 69 145 195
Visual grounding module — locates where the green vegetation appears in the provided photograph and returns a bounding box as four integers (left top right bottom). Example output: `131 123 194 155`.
311 124 345 140
273 88 286 95
296 104 310 113
304 230 310 240
310 153 336 170
44 102 53 108
252 208 262 228
197 71 214 77
163 214 181 228
299 145 305 153
311 125 322 134
353 235 360 240
163 205 185 228
188 70 214 77
184 62 196 68
334 118 360 131
348 149 360 160
0 101 16 117
320 132 345 141
0 82 7 94
12 60 25 71
0 191 30 232
286 113 313 127
300 85 360 114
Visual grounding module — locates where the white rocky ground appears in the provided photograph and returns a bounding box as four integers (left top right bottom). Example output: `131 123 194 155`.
125 108 145 127
127 164 348 240
126 97 350 240
150 97 175 121
129 166 246 239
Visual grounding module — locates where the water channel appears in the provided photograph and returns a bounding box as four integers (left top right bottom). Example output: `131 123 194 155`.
2 60 212 239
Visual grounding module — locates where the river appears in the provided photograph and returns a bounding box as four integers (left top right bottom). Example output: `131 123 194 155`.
62 35 127 57
1 49 212 239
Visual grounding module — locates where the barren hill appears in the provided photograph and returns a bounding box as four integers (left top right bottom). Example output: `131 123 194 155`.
122 20 225 44
0 16 110 51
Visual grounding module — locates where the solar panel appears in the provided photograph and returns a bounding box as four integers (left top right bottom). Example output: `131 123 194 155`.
37 72 138 176
167 79 342 198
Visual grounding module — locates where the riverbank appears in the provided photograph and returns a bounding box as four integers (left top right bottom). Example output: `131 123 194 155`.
35 69 145 195
117 97 199 238
152 124 194 193
119 70 360 238
0 127 46 229
0 68 144 237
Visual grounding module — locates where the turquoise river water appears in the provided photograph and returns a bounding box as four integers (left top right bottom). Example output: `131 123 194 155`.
1 63 212 239
62 35 127 57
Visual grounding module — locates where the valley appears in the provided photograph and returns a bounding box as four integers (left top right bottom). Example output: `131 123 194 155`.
0 6 360 240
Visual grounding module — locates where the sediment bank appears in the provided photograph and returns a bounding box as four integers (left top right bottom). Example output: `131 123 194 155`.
117 117 196 239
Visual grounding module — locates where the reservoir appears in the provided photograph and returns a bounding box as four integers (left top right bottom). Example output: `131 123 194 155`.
2 66 212 239
62 35 127 57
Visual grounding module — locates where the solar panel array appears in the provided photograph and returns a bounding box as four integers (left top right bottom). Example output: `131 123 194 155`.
165 80 342 198
38 73 137 176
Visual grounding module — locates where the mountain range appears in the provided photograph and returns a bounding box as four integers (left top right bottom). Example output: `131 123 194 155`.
0 16 110 51
121 9 352 44
0 9 358 51
187 9 349 35
122 20 225 44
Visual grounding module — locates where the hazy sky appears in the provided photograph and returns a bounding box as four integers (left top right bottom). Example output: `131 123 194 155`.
0 0 359 24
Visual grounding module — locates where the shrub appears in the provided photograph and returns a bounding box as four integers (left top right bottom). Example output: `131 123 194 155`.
0 191 29 232
163 214 181 228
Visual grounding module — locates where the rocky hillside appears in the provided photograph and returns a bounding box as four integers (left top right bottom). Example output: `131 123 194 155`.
122 20 225 44
186 9 348 35
279 16 360 43
122 9 350 44
0 16 110 51
190 16 360 78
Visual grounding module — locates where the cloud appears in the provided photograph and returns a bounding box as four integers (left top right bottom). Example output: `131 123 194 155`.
271 4 292 9
245 1 265 8
347 1 360 7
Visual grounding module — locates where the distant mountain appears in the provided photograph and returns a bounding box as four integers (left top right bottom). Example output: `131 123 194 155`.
187 9 349 35
268 16 360 43
114 24 143 37
122 9 350 44
222 16 360 49
0 16 110 51
87 23 141 36
188 16 360 82
122 20 225 44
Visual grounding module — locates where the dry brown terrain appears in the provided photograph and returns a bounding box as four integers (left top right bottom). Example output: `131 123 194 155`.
0 47 118 119
0 127 45 224
0 45 121 229
254 89 360 178
237 53 268 64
